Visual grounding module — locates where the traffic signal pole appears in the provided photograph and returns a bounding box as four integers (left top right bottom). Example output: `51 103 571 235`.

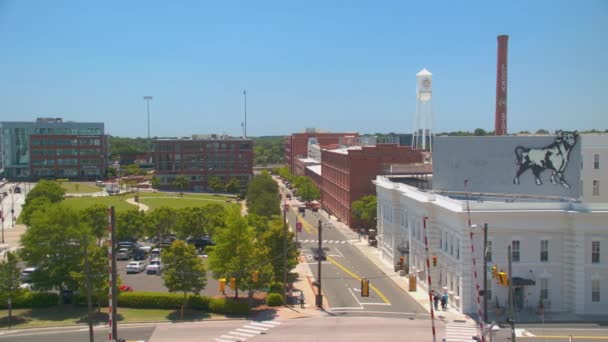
283 202 288 303
422 216 436 342
508 245 516 341
316 219 323 308
483 223 488 324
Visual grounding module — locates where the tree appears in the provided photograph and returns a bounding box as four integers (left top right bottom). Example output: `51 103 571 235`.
70 244 110 311
199 203 227 237
151 176 161 189
116 209 147 241
20 196 51 226
296 177 320 204
25 179 66 204
536 129 550 135
20 204 84 296
124 164 144 176
0 251 22 314
351 195 377 230
80 204 108 242
474 128 488 136
106 166 118 178
225 178 240 194
173 175 190 193
147 207 178 243
162 240 207 309
174 207 207 240
208 208 257 299
208 176 224 193
246 173 280 218
259 217 298 283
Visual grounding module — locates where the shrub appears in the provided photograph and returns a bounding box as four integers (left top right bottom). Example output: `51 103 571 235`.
266 293 283 307
118 292 182 309
268 282 283 294
209 298 251 315
0 292 59 309
188 295 211 310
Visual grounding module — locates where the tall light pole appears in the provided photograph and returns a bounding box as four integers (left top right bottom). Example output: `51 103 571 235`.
243 90 247 138
143 96 153 152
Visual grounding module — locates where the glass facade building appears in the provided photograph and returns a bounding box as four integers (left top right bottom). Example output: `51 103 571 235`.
0 118 106 180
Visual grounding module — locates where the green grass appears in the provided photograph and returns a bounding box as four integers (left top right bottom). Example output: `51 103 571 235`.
140 197 236 211
0 306 221 329
62 195 137 212
60 182 101 194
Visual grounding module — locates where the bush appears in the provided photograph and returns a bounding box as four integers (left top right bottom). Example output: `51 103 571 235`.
209 298 251 315
268 282 283 294
188 295 211 310
118 292 182 309
0 292 59 309
266 293 283 307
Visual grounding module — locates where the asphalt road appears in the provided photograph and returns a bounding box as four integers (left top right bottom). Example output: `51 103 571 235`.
285 202 427 318
514 323 608 341
0 324 156 342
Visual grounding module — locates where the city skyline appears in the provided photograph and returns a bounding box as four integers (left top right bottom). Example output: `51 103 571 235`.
1 1 606 137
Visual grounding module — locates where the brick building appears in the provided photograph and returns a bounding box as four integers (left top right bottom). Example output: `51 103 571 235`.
321 144 424 226
152 136 253 192
0 118 107 180
284 131 357 173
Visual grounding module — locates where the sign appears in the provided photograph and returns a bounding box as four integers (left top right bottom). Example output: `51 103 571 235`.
296 221 302 232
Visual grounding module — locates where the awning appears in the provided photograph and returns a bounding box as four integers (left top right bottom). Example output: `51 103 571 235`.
512 277 536 286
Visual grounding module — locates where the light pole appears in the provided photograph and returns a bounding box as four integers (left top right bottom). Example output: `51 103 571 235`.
243 90 247 138
143 96 153 152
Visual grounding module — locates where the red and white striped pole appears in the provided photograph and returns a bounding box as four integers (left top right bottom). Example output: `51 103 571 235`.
465 180 484 341
423 216 437 342
107 207 113 341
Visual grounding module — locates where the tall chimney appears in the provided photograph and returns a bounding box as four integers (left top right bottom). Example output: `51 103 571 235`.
494 35 509 136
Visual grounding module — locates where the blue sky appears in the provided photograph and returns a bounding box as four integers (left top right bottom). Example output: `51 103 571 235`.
1 1 606 137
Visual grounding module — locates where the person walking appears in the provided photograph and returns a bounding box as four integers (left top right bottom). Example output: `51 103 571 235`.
433 291 440 311
441 293 448 311
299 291 305 309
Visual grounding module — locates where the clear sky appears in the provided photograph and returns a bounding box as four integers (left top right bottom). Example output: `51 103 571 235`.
1 1 606 137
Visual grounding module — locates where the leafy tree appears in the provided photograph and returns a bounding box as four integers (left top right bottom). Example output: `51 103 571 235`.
247 214 270 236
116 209 147 241
352 195 377 230
225 178 240 194
259 217 298 283
518 130 531 134
208 176 224 193
20 204 84 296
80 204 108 242
124 164 145 176
276 166 293 182
20 196 51 226
173 175 190 193
24 179 65 207
208 208 257 299
474 128 488 136
296 177 320 204
147 207 178 243
175 207 207 240
252 136 284 166
199 203 227 237
107 136 149 158
106 166 118 178
246 172 280 218
0 251 22 308
151 176 161 189
535 129 550 135
162 240 207 308
70 244 110 311
249 191 280 218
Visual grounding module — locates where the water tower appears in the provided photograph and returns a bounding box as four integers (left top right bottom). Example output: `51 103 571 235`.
412 68 433 151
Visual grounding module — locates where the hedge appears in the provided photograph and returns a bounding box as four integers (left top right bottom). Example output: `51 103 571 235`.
268 282 283 294
266 293 283 307
0 292 59 309
208 297 250 315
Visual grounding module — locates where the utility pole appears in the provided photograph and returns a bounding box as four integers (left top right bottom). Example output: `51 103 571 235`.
83 241 94 342
143 96 153 153
508 245 516 342
108 206 118 341
316 219 323 308
243 90 247 138
283 201 288 303
483 223 488 324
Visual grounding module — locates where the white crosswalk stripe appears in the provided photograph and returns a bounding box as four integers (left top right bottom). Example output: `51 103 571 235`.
299 239 347 244
444 323 479 342
216 320 281 341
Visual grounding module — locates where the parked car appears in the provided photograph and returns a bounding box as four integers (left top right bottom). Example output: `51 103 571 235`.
20 267 37 283
126 261 146 274
312 248 326 261
133 248 149 261
150 248 161 259
119 285 133 292
117 248 133 260
187 236 215 250
146 259 161 274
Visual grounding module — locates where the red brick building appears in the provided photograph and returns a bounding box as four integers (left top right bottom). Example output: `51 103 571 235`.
321 144 425 226
152 137 253 191
284 132 357 173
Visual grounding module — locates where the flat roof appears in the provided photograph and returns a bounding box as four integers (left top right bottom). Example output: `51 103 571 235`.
307 164 322 176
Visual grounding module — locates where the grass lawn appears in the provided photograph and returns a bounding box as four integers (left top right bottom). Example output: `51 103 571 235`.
0 306 221 329
140 197 236 211
62 195 138 212
61 182 100 194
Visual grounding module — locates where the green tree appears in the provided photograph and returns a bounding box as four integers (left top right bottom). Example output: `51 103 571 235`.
246 172 280 218
124 164 144 176
259 217 298 283
208 208 257 299
80 204 108 242
20 196 51 226
147 207 178 244
106 166 118 178
249 191 280 218
296 177 320 204
252 136 284 166
20 204 84 296
536 129 550 134
25 179 66 204
162 240 207 308
175 207 207 240
116 209 147 241
208 176 224 193
70 244 110 311
276 167 293 182
351 195 377 230
0 251 22 309
225 178 240 194
107 136 149 158
474 128 488 136
173 175 190 193
199 203 227 237
151 176 161 189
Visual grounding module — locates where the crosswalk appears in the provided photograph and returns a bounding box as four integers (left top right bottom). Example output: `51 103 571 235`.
299 239 346 244
215 320 281 342
444 322 479 342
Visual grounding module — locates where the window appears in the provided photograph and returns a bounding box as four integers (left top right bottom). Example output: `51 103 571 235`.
540 278 549 300
593 180 600 196
592 241 600 263
540 240 549 262
592 279 600 302
439 231 443 250
594 153 600 169
456 238 460 260
449 235 454 256
486 241 493 262
512 241 520 262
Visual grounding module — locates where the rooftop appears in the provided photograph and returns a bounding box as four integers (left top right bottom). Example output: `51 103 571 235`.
307 164 322 176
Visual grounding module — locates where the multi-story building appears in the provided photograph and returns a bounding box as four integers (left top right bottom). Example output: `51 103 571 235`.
152 135 253 191
0 118 106 180
284 130 357 173
581 135 608 203
375 133 608 315
321 143 425 226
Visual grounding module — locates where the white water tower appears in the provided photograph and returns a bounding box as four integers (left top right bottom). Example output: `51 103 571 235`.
412 68 433 151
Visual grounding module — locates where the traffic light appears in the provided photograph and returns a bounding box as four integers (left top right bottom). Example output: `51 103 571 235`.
498 272 508 286
361 278 370 297
399 256 405 270
219 278 226 293
230 277 236 290
252 271 259 283
432 255 438 267
492 265 498 279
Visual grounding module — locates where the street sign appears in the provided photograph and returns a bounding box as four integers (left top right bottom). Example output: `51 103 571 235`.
296 221 302 232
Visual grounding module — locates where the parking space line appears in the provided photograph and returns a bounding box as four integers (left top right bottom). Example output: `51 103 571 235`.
347 288 364 309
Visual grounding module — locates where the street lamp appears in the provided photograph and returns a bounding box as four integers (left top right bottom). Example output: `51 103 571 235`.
143 96 153 152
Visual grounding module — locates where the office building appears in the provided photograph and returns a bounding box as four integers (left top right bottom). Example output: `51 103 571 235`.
284 130 358 173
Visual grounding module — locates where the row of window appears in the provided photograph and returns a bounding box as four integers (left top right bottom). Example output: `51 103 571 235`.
31 138 102 146
156 161 250 171
31 127 102 135
31 149 102 156
506 240 600 263
155 142 251 152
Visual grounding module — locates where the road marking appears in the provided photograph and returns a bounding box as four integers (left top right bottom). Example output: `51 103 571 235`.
330 307 364 310
236 328 262 334
228 331 255 338
250 322 277 328
219 335 241 340
215 339 236 342
335 247 345 258
243 324 268 331
361 302 392 306
327 256 391 304
521 337 608 340
348 287 364 308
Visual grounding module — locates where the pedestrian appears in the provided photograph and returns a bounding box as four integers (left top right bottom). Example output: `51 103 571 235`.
441 294 448 311
433 292 440 311
299 291 305 309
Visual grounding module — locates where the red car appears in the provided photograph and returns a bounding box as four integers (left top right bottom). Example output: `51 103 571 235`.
119 285 133 292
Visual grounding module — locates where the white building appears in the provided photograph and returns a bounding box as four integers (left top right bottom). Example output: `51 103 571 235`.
375 133 608 316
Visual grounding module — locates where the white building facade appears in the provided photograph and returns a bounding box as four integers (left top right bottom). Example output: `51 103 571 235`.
375 133 608 316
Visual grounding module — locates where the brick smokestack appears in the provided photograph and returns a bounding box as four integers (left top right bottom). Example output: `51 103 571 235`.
494 35 508 135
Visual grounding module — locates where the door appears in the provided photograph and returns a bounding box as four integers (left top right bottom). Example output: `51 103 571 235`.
514 287 524 311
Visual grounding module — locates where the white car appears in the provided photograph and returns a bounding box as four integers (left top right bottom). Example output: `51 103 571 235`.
126 261 146 274
146 258 161 274
20 267 37 283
